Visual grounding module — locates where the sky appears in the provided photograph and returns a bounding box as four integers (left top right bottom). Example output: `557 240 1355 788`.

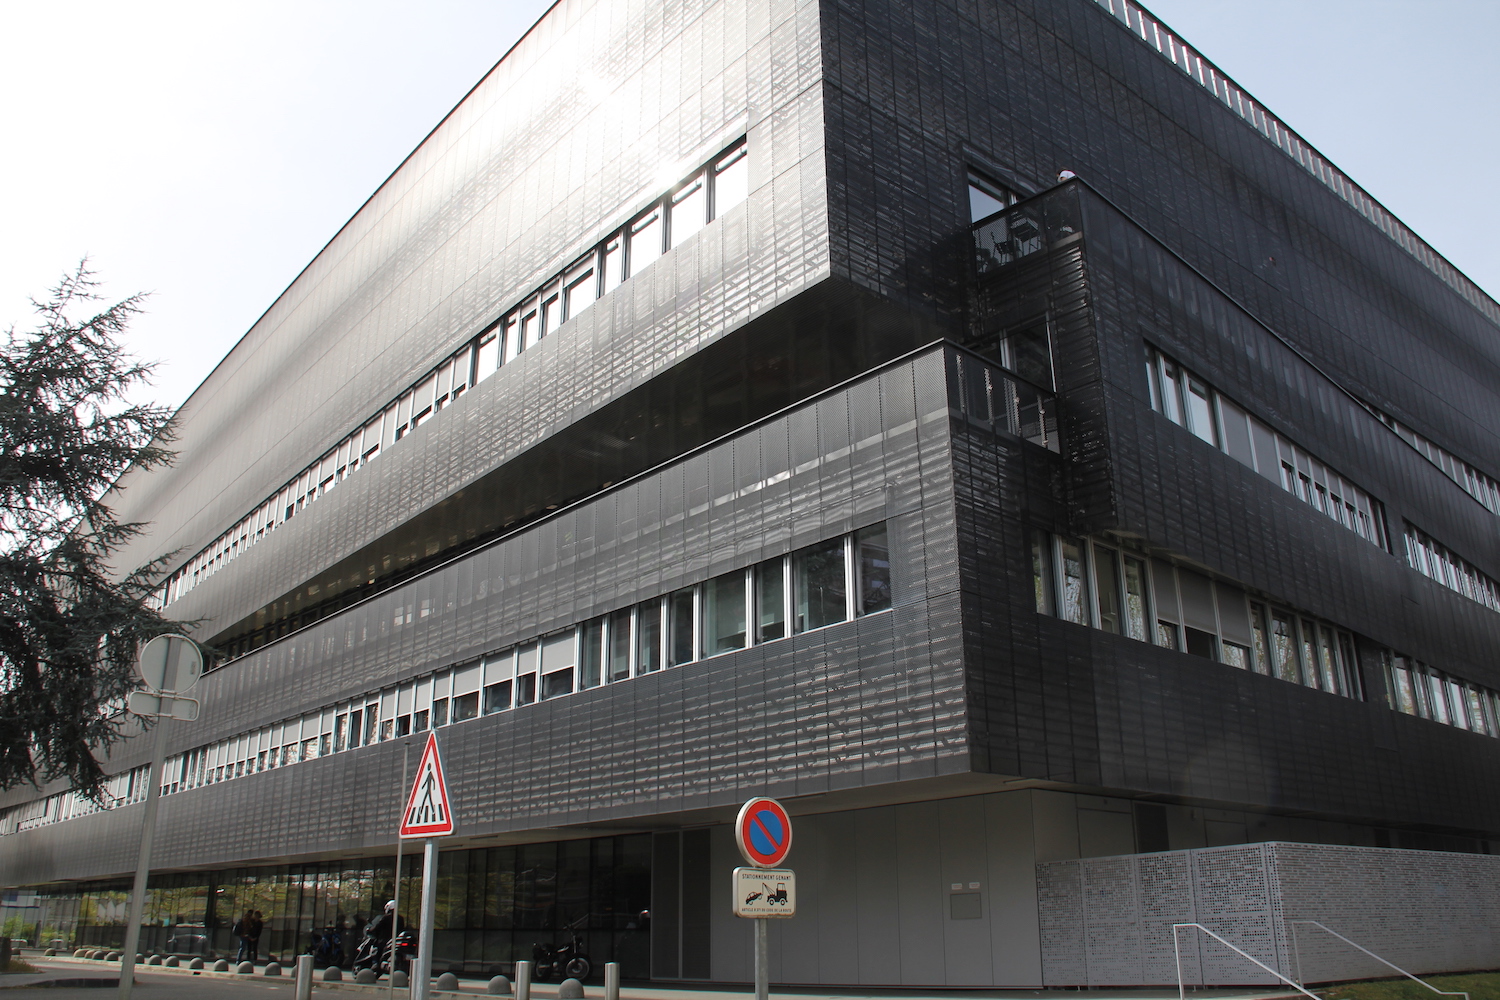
1 0 1495 412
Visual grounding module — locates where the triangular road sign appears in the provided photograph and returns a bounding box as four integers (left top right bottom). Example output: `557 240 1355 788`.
399 732 455 838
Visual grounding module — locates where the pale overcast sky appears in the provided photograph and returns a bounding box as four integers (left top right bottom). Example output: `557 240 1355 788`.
1 0 1494 412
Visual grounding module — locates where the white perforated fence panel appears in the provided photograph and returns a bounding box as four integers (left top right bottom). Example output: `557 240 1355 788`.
1037 842 1500 987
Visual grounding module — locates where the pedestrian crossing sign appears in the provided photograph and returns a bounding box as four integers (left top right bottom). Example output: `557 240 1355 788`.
399 733 455 838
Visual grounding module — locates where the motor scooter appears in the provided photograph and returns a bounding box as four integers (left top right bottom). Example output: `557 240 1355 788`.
352 928 417 977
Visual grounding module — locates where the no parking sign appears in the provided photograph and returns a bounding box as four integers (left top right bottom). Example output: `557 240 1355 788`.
735 797 793 867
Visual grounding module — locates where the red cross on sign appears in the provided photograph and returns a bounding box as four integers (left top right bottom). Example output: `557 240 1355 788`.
399 733 455 838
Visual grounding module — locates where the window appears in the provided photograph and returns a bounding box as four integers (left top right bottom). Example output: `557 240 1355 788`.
484 681 511 715
580 617 605 689
1184 377 1217 445
669 175 706 248
795 537 847 632
669 587 696 666
453 692 479 722
1146 345 1386 550
601 235 623 294
515 644 537 706
703 571 747 656
476 332 499 382
1058 537 1088 626
628 209 662 277
712 144 748 217
563 256 597 321
1031 530 1054 615
431 698 448 728
856 523 892 615
755 557 787 641
608 608 633 681
540 631 576 698
636 600 662 674
967 170 1017 222
1093 544 1122 634
540 290 560 339
1122 557 1149 641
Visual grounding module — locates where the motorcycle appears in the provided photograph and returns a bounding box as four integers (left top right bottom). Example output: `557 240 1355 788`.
352 928 417 977
532 931 590 981
308 927 344 968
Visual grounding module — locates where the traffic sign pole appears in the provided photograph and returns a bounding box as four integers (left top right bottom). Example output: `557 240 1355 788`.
120 635 203 1000
399 733 454 1000
754 917 769 1000
118 717 168 1000
412 838 439 1000
732 798 794 1000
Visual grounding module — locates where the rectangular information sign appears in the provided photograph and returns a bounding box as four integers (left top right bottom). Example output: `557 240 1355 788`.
732 867 796 918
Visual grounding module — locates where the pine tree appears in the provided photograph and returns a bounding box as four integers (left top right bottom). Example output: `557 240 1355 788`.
0 264 178 797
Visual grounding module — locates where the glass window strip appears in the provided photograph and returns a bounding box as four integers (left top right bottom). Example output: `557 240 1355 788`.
11 523 886 833
1145 345 1386 551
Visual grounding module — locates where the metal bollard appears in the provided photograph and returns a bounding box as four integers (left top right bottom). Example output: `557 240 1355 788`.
294 955 313 1000
604 962 620 1000
515 960 532 1000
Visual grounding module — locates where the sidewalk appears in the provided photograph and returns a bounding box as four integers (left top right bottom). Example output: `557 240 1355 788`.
13 956 1309 1000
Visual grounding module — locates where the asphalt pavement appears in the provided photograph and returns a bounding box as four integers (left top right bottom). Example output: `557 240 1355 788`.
4 955 1308 1000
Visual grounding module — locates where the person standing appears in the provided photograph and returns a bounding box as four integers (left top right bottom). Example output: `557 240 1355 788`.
245 910 264 963
234 910 252 963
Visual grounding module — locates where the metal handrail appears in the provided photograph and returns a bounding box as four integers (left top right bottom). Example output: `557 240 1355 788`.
1289 919 1471 1000
1172 923 1319 1000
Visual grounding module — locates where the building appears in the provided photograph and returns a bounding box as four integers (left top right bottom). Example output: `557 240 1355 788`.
6 0 1500 987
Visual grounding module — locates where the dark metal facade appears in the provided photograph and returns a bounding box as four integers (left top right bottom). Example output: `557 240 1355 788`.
7 0 1500 951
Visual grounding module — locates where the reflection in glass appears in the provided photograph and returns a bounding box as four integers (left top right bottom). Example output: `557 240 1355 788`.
1059 537 1088 626
755 557 786 642
794 538 847 632
636 600 661 674
857 523 891 614
1123 557 1148 641
669 588 695 665
608 609 632 682
1093 545 1121 634
702 571 746 656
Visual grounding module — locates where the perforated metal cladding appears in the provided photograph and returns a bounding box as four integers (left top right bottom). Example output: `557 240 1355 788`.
1038 842 1500 986
108 0 831 592
0 350 968 880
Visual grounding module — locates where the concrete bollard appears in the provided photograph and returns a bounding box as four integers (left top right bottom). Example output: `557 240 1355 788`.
294 954 314 1000
559 977 584 999
213 959 230 972
323 965 343 981
263 960 282 976
604 961 620 1000
147 955 163 966
106 951 122 961
355 968 378 984
165 955 180 967
237 960 254 974
44 948 56 957
487 974 513 995
437 971 461 991
189 957 205 970
391 969 409 988
515 960 532 1000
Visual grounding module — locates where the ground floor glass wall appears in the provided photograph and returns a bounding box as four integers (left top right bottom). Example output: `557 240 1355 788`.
33 833 652 978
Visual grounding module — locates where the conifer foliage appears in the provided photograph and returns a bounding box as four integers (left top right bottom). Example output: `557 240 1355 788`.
0 264 178 797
